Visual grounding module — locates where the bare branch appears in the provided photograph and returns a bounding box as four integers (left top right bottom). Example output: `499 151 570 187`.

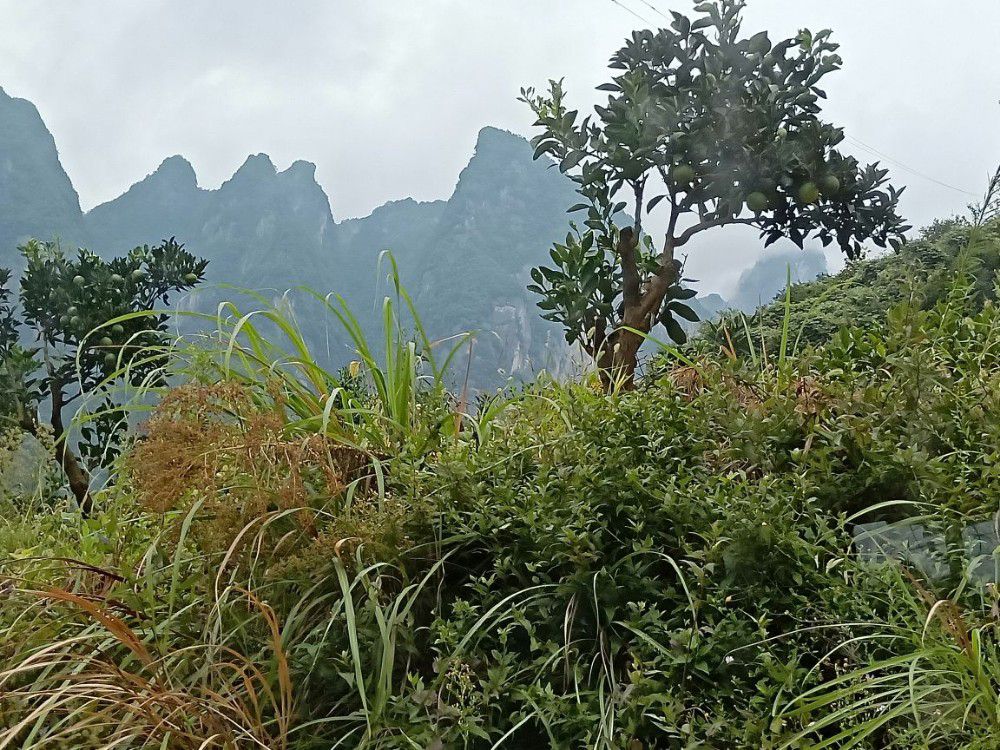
632 178 646 241
675 216 757 247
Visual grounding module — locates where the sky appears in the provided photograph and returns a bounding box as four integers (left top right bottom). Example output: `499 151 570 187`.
1 0 998 294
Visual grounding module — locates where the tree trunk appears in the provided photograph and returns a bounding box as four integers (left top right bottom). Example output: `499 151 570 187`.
593 222 684 392
49 383 93 514
597 327 645 391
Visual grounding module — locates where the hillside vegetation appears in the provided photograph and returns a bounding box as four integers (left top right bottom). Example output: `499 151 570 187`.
704 217 1000 357
0 212 999 747
3 1 1000 745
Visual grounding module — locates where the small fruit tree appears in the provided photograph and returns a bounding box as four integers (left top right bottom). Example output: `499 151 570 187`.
521 0 909 388
0 237 206 511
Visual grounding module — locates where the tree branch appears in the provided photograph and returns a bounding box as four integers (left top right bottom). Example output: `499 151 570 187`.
628 196 684 327
635 236 678 324
632 179 646 242
675 216 757 247
48 376 92 514
618 227 641 311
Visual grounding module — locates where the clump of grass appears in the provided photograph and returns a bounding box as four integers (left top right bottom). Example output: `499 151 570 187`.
775 570 1000 749
173 253 474 457
0 553 295 749
123 380 376 556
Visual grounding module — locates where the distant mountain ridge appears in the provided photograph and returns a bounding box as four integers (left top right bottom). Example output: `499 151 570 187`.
0 86 738 387
0 87 86 263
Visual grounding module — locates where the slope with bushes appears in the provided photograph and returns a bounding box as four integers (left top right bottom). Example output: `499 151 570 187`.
704 216 1000 358
2 217 1000 746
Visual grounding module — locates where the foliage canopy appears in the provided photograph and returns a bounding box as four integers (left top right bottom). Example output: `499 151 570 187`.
523 0 908 385
0 237 205 508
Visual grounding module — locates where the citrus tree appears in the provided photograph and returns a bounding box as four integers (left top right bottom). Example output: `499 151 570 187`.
522 0 909 388
1 237 206 511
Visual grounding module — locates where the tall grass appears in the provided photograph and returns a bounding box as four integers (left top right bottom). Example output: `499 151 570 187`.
194 254 472 454
0 515 411 748
718 264 802 375
0 513 296 749
775 568 1000 749
78 252 477 461
0 256 526 748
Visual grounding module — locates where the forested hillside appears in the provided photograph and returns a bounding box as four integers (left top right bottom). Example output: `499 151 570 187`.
0 87 87 262
0 85 586 386
704 217 1000 355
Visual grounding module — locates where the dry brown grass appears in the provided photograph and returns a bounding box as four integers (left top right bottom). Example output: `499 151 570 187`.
0 582 294 749
124 382 369 555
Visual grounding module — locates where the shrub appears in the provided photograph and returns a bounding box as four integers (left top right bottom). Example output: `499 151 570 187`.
3 236 1000 747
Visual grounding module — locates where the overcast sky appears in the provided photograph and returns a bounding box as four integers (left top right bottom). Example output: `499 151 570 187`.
1 1 998 293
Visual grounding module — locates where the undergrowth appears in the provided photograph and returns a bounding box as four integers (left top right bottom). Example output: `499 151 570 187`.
2 225 1000 748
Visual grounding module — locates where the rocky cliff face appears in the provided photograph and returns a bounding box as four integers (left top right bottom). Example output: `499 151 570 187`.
730 247 828 312
86 155 204 255
0 93 580 388
0 88 86 261
199 155 334 285
331 127 582 385
87 153 335 291
0 91 732 389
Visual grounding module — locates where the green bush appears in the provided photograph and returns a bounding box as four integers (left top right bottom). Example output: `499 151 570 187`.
3 231 1000 748
703 216 1000 360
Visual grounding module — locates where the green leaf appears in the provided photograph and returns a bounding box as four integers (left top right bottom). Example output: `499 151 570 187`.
647 194 669 212
560 151 586 172
669 301 700 322
663 314 688 344
673 287 698 300
531 141 553 160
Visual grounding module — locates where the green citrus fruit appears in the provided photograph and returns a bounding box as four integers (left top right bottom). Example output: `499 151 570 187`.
111 324 125 336
746 191 770 213
798 181 820 204
73 275 85 286
671 164 696 185
184 273 199 284
104 353 117 369
820 174 840 195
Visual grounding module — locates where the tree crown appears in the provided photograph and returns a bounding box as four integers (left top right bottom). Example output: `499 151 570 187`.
522 0 909 352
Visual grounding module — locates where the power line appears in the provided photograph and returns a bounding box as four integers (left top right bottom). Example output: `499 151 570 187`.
846 135 977 197
608 0 650 25
633 0 672 21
